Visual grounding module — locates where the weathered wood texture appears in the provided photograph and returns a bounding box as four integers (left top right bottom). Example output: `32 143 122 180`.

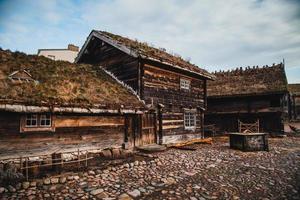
205 94 287 134
131 112 157 146
229 133 269 151
77 37 208 142
79 37 139 92
205 113 283 134
0 112 133 153
142 63 204 137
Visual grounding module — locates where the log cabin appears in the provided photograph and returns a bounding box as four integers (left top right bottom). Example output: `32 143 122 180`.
284 84 300 133
0 49 147 158
205 64 289 135
288 84 300 121
76 30 215 144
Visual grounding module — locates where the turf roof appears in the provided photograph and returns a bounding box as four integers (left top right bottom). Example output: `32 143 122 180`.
87 30 214 79
207 63 288 98
0 49 145 110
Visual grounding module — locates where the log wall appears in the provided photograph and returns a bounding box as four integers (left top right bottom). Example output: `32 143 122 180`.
205 94 286 134
78 37 139 92
142 63 205 141
0 112 135 154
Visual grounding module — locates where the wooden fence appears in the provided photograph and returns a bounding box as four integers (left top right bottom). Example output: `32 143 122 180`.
0 148 97 181
238 119 260 133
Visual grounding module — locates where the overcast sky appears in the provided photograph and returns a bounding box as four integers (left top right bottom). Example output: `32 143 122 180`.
0 0 299 83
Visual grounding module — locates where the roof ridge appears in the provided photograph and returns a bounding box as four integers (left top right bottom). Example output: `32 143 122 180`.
94 30 214 79
212 63 284 75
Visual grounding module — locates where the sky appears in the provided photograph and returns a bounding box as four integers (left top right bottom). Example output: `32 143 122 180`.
0 0 300 83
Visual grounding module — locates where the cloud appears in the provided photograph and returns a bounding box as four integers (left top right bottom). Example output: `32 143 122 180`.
0 0 300 82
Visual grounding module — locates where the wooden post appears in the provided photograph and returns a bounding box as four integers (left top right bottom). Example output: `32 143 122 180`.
124 115 129 143
157 104 163 145
61 156 63 170
25 158 28 181
85 152 88 167
19 156 22 172
77 149 80 169
201 111 204 139
139 114 143 146
204 80 207 108
153 111 157 144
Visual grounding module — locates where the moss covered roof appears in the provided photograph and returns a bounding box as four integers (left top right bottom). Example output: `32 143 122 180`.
94 31 214 79
288 84 300 95
0 49 145 110
207 63 288 97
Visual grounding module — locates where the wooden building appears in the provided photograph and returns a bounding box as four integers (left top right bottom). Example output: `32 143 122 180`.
205 64 289 135
76 30 214 144
284 84 300 133
288 84 300 120
0 49 147 157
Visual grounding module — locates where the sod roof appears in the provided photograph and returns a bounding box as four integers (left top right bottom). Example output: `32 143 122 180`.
207 63 288 98
0 49 145 110
78 30 214 79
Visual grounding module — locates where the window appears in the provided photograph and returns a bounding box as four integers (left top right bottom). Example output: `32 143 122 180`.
26 114 38 127
40 114 51 127
184 109 196 130
180 78 191 90
22 113 53 131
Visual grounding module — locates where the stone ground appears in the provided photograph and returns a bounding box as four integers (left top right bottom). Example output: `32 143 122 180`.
0 136 300 200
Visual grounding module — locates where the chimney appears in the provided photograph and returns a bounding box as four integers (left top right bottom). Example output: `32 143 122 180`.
68 44 79 52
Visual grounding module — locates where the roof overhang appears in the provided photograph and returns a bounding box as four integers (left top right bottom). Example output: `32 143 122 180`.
76 30 215 80
207 91 288 99
0 104 144 114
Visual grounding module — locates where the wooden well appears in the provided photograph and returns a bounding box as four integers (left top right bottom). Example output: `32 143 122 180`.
229 133 269 151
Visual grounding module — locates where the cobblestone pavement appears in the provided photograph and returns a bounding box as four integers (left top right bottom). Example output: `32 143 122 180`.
1 137 300 200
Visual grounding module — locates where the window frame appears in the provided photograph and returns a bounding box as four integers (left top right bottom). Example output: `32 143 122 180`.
40 114 52 127
25 114 38 127
180 78 191 90
21 113 54 133
184 109 197 130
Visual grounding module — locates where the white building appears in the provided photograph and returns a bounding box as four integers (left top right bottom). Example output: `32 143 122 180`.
38 44 79 63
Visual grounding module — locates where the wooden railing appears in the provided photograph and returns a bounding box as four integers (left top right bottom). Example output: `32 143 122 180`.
0 148 97 181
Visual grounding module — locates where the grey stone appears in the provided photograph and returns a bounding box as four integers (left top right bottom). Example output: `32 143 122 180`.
49 185 57 191
8 185 16 192
0 187 5 193
50 177 59 184
22 182 30 189
60 176 67 184
43 178 51 185
44 193 50 198
88 170 95 176
96 191 109 199
127 189 141 198
30 181 36 187
90 188 104 196
118 193 133 200
15 183 21 190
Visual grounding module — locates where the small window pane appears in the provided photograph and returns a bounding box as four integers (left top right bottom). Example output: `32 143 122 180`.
184 110 196 129
25 114 38 127
180 79 191 90
40 114 51 127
